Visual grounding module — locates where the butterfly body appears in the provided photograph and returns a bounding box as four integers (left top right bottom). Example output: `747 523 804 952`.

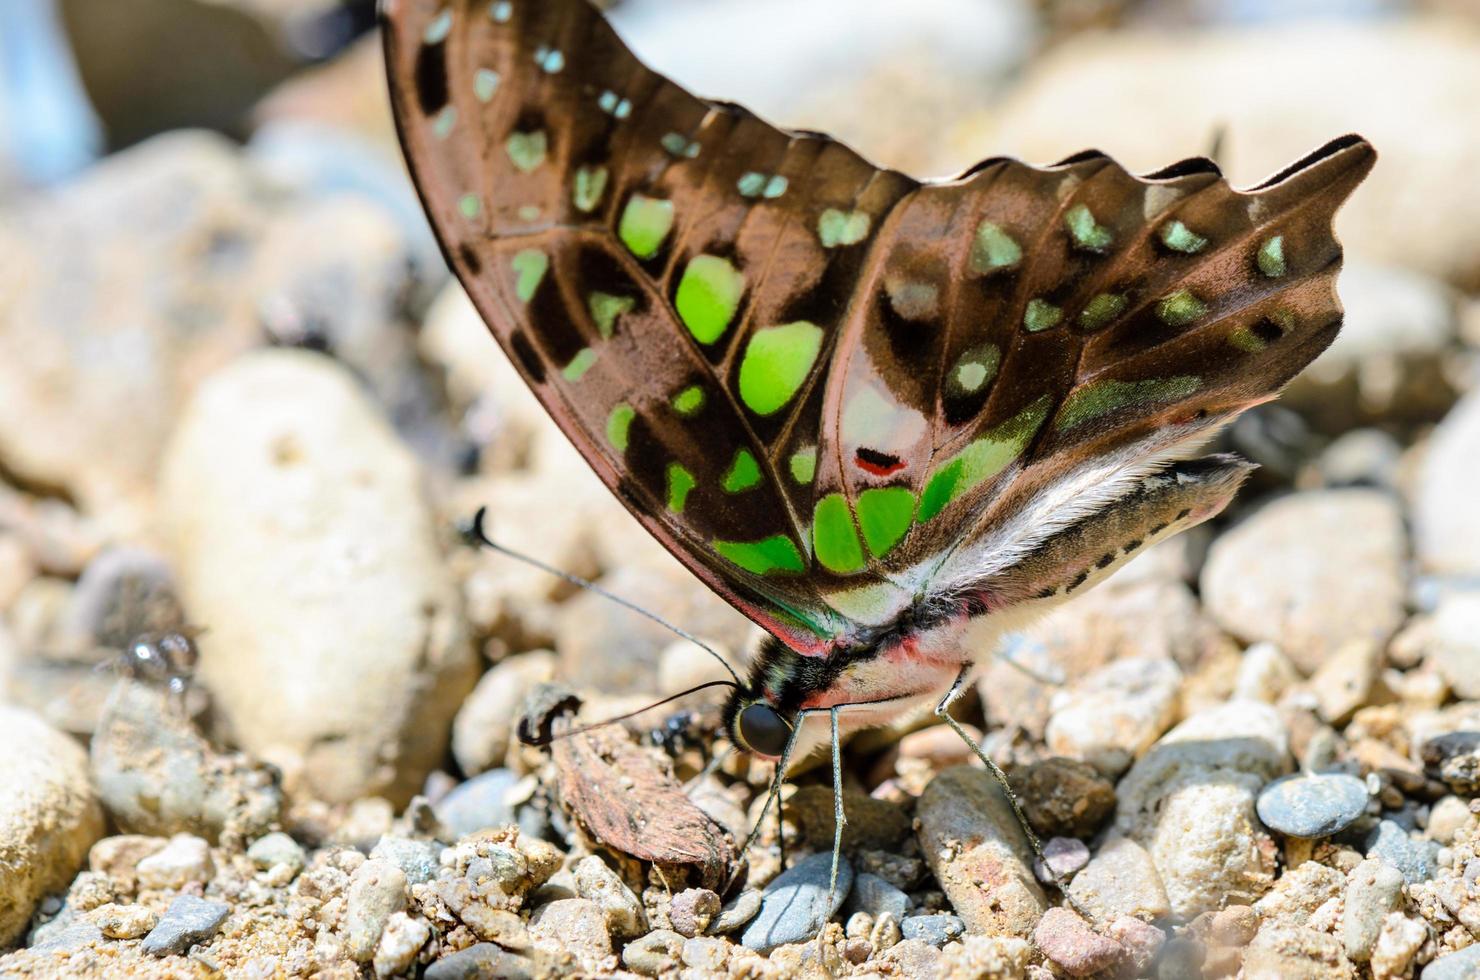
383 0 1373 760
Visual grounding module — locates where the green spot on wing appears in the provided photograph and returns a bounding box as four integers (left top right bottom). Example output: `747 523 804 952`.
1057 377 1201 432
511 249 548 303
1258 235 1287 277
618 194 675 259
722 449 762 493
1078 293 1127 332
458 194 481 219
587 292 633 339
969 221 1021 273
812 494 866 574
505 131 547 173
606 403 635 452
763 175 788 198
918 398 1051 523
1024 298 1063 333
713 535 805 576
666 463 695 514
573 166 609 213
1156 290 1207 326
1065 204 1113 253
675 256 746 344
818 209 871 248
947 344 1000 397
424 8 453 43
856 487 915 559
672 385 705 416
1160 220 1208 254
562 348 596 382
738 321 823 416
1228 327 1267 353
474 68 501 102
433 106 457 140
737 172 766 197
789 448 816 484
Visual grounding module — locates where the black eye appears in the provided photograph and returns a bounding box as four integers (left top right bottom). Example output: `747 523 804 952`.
738 703 792 757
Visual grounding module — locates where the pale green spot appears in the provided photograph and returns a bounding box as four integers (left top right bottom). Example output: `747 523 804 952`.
424 8 453 43
1160 220 1208 254
511 249 548 303
614 98 632 119
488 0 512 22
763 175 789 198
666 463 695 513
1065 203 1113 253
957 362 988 391
537 47 564 73
562 348 596 382
1156 290 1207 327
587 292 633 339
505 130 547 173
474 68 501 102
789 448 816 484
1258 235 1287 277
1024 298 1063 333
737 172 766 197
969 221 1021 273
738 321 823 416
573 166 608 213
618 194 675 259
823 580 911 626
813 494 866 574
1057 377 1201 432
661 132 694 157
722 449 761 493
917 398 1051 523
672 385 705 416
1078 293 1126 332
606 404 635 452
517 204 540 222
675 255 746 344
598 90 618 113
458 194 481 219
856 487 915 559
885 277 939 320
714 535 805 576
1228 327 1267 353
433 106 457 140
818 209 871 248
950 344 1000 396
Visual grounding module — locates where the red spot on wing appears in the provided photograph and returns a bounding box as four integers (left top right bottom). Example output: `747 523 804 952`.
855 447 907 477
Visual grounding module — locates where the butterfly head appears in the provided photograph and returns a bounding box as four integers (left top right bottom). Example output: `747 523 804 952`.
725 695 794 759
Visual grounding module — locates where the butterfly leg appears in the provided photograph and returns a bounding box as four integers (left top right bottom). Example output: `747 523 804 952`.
933 665 1094 921
726 708 808 894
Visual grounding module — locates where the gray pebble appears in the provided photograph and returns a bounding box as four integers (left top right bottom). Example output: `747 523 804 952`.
844 872 909 923
900 913 965 947
1257 772 1371 838
622 929 685 976
423 942 536 980
370 834 442 884
740 851 853 952
1035 837 1091 883
707 889 762 934
1422 943 1480 980
434 769 519 839
246 831 305 875
1366 819 1442 883
141 895 231 956
29 917 103 953
1344 858 1405 962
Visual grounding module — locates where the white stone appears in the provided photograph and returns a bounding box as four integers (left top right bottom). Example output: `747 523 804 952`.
452 651 558 776
1234 642 1301 703
135 833 214 891
1417 390 1480 575
1429 593 1480 700
1045 657 1182 776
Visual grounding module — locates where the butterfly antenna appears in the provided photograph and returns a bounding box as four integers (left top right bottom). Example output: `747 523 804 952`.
461 506 744 687
518 680 739 747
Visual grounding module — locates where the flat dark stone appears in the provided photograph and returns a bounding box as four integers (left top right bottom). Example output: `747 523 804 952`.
740 851 853 953
901 913 966 947
1256 772 1370 838
1366 819 1442 884
141 895 230 956
424 943 537 980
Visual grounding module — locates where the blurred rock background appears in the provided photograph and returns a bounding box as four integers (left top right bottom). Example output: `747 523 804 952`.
1 0 1480 976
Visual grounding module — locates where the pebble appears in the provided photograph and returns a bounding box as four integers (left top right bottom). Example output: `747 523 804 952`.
1257 771 1372 838
451 651 557 776
1308 639 1384 724
1430 594 1480 700
1108 915 1167 976
1045 657 1183 776
369 835 442 885
916 766 1046 938
528 898 612 965
1241 922 1349 978
879 938 944 975
668 888 721 938
135 833 214 891
247 831 305 876
93 902 158 939
789 785 912 850
434 768 519 839
740 851 853 952
1416 390 1480 575
1234 642 1302 704
708 888 763 934
1426 796 1474 844
1209 904 1261 946
843 872 910 924
423 943 535 980
0 706 103 945
1034 836 1091 884
940 935 1033 979
140 894 230 956
1012 757 1117 838
158 350 478 805
900 912 965 947
373 912 430 978
573 855 646 939
621 929 685 976
1366 819 1441 884
1200 490 1407 675
1343 858 1405 963
344 859 408 961
681 936 729 972
1033 907 1126 977
1371 913 1428 979
1067 834 1171 923
87 835 166 892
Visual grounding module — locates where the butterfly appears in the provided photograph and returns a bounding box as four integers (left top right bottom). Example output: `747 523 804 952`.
383 0 1374 906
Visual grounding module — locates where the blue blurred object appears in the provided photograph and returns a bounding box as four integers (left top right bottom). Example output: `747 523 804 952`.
0 0 102 184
